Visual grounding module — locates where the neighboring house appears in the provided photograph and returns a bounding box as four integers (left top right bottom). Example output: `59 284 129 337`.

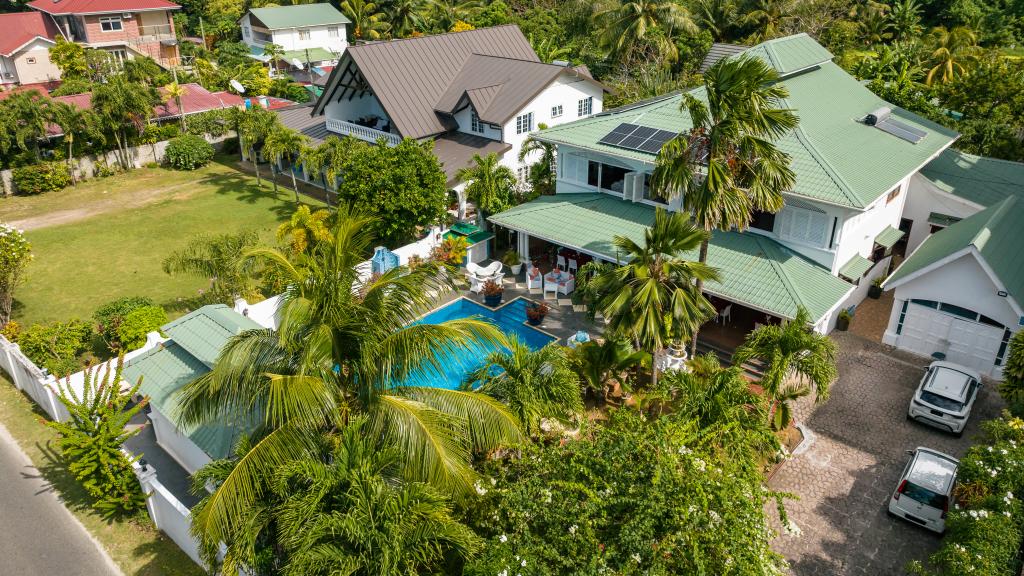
282 25 605 211
489 34 959 335
28 0 181 68
241 3 349 78
0 12 61 86
882 150 1024 377
122 304 264 475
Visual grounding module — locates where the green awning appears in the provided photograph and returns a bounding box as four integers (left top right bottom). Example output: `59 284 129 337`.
927 212 962 227
839 254 873 280
248 45 339 64
874 225 905 249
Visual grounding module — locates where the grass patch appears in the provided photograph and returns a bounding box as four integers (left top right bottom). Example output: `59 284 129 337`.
0 375 203 575
9 157 321 326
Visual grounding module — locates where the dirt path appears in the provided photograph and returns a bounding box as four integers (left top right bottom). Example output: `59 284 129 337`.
9 179 202 231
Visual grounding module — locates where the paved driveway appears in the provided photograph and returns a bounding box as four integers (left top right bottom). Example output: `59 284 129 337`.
769 333 1004 575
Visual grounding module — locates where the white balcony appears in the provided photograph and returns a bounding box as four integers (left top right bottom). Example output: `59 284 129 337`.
325 118 401 147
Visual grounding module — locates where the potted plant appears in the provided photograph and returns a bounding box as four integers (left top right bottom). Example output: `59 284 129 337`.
482 279 503 307
836 309 851 331
525 301 549 326
868 276 884 299
502 250 523 276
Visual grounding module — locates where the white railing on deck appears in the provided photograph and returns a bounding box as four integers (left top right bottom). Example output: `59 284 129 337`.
325 118 402 147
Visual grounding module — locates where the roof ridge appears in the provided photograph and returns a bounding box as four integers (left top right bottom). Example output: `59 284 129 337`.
972 195 1017 250
790 121 862 207
753 234 810 312
469 53 558 67
352 24 522 49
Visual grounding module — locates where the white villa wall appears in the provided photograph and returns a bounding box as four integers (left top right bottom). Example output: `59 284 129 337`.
130 457 204 567
322 92 391 129
902 173 983 252
149 408 212 475
12 39 61 85
0 54 17 84
501 75 603 174
453 106 503 141
830 177 909 275
241 13 347 64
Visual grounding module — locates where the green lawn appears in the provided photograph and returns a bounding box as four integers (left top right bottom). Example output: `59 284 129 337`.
5 158 318 326
0 376 204 576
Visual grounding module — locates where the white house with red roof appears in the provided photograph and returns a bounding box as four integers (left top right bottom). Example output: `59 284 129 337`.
0 12 61 86
27 0 182 69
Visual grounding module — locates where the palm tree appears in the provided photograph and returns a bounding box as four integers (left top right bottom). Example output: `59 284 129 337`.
428 0 480 33
466 339 583 435
263 125 308 201
569 338 649 403
91 76 157 169
237 107 280 188
651 54 797 355
732 306 837 430
888 0 922 42
386 0 426 37
175 207 523 552
161 231 262 305
163 81 187 131
340 0 391 40
857 3 892 46
594 0 697 64
456 152 518 225
925 26 979 85
694 0 737 41
590 209 719 385
276 205 333 255
742 0 794 42
518 124 556 195
46 101 101 185
262 42 285 77
529 34 572 63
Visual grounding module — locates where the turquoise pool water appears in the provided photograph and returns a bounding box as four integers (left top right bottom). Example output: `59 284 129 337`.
403 298 556 390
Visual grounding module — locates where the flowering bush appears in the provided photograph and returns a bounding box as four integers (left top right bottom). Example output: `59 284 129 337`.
0 224 32 324
910 413 1024 576
462 410 789 575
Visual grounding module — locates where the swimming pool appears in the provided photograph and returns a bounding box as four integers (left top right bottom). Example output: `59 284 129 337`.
402 297 556 390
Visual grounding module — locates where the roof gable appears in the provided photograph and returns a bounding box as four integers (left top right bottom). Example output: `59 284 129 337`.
28 0 180 15
313 25 539 139
921 149 1024 207
247 4 350 29
0 12 59 57
534 36 957 209
161 304 263 367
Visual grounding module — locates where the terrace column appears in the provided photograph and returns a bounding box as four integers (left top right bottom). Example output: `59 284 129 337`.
517 232 530 261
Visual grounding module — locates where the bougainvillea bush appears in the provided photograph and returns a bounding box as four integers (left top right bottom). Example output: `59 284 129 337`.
911 413 1024 576
462 409 790 576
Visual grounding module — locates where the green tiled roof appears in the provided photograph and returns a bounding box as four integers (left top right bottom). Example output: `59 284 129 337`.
887 196 1024 303
535 34 957 209
839 254 872 280
920 149 1024 207
874 225 904 249
249 4 350 29
163 304 263 368
489 193 853 322
249 45 340 64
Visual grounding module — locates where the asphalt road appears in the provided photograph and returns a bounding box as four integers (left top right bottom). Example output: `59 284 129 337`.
0 424 120 576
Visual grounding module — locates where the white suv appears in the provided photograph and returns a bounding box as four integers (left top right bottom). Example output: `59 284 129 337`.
888 448 958 533
908 361 982 436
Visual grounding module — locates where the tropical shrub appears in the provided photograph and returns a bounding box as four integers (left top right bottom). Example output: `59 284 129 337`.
910 413 1024 576
0 224 32 325
463 410 790 575
162 230 262 305
48 358 147 518
12 162 72 195
430 235 468 266
17 319 91 377
93 296 154 351
0 320 20 341
165 134 215 170
115 305 167 351
999 331 1024 415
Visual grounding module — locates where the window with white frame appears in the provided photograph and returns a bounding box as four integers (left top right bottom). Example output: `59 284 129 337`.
515 112 534 134
777 204 830 246
242 26 250 38
99 16 123 32
577 96 593 117
551 104 563 118
298 29 311 40
470 110 484 133
328 26 339 37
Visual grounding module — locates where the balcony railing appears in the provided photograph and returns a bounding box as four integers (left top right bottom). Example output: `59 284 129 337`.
134 24 175 42
325 118 401 147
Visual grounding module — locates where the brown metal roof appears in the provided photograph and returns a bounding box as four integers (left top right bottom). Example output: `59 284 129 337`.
274 104 331 145
699 43 749 73
433 54 585 125
432 132 512 186
313 25 539 139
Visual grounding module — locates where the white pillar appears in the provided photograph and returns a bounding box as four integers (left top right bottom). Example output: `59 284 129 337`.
518 232 530 262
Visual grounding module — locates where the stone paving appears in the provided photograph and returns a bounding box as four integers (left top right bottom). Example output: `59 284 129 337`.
769 332 1005 575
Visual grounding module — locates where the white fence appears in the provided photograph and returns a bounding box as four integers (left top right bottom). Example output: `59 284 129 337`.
0 336 68 421
130 454 205 567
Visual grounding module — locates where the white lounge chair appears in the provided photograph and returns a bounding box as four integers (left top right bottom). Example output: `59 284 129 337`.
525 264 543 290
544 271 575 296
466 261 503 279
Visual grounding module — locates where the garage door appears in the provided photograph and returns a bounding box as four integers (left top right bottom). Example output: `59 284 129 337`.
896 301 1005 373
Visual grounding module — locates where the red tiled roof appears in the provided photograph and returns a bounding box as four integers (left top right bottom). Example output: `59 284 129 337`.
28 0 180 15
0 12 59 56
0 84 54 102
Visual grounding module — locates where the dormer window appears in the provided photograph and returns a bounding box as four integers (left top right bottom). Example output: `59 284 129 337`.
470 110 484 134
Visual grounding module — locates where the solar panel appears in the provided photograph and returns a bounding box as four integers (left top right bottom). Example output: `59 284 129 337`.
630 126 657 139
638 139 667 154
620 135 648 149
597 123 682 155
874 119 927 144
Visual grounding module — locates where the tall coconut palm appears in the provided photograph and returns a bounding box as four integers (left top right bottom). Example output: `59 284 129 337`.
456 152 518 225
162 80 187 131
651 54 797 355
742 0 794 42
46 101 101 185
175 207 523 552
466 339 583 435
888 0 922 42
91 76 157 169
694 0 737 42
732 306 837 430
594 0 697 64
590 208 719 385
925 26 979 85
263 125 308 201
237 107 280 188
387 0 426 37
340 0 391 40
